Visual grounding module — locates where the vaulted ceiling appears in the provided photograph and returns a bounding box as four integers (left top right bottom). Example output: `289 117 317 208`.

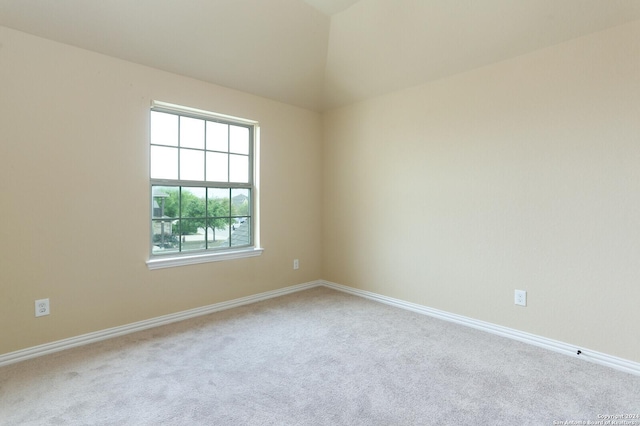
1 0 639 111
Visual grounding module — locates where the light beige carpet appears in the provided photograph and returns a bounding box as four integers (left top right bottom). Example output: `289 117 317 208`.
1 287 638 425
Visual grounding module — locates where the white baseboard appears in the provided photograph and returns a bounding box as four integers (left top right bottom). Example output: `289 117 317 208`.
2 279 639 377
320 280 640 377
0 280 321 367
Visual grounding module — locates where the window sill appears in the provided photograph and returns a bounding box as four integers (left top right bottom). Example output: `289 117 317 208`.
146 247 263 270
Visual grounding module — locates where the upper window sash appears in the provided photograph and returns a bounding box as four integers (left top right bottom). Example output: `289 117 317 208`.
150 102 256 186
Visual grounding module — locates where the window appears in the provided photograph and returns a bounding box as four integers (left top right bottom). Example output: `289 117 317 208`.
147 101 261 269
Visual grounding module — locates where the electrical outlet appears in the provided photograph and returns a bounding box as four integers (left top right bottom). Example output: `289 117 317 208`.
514 290 527 307
35 298 50 317
293 259 299 270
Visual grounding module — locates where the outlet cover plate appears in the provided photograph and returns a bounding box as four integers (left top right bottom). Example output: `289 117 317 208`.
514 290 527 307
35 298 50 317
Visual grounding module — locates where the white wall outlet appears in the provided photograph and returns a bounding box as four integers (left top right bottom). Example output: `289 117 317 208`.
293 259 299 270
35 298 50 317
514 290 527 307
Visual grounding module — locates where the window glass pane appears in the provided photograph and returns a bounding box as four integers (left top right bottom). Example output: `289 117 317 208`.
180 149 204 181
150 146 178 179
207 121 228 152
231 217 250 247
151 111 179 147
180 187 206 218
152 220 179 254
206 152 228 182
207 188 231 217
229 154 249 183
152 186 179 219
229 125 249 154
231 188 250 217
180 219 206 251
151 186 179 219
209 218 230 248
180 116 205 149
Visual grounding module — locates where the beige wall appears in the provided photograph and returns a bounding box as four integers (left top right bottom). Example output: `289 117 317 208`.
0 26 323 354
323 20 640 362
2 19 639 364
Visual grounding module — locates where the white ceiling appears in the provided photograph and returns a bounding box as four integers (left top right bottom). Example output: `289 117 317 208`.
0 0 639 111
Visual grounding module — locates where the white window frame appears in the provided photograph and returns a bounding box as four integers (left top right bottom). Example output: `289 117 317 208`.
146 101 262 270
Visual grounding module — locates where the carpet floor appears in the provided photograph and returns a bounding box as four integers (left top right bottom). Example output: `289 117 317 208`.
1 286 638 425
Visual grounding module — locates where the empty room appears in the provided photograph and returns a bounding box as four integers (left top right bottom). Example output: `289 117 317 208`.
1 0 639 424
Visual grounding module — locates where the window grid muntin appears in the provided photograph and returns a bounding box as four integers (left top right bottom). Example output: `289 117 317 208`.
150 105 255 257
